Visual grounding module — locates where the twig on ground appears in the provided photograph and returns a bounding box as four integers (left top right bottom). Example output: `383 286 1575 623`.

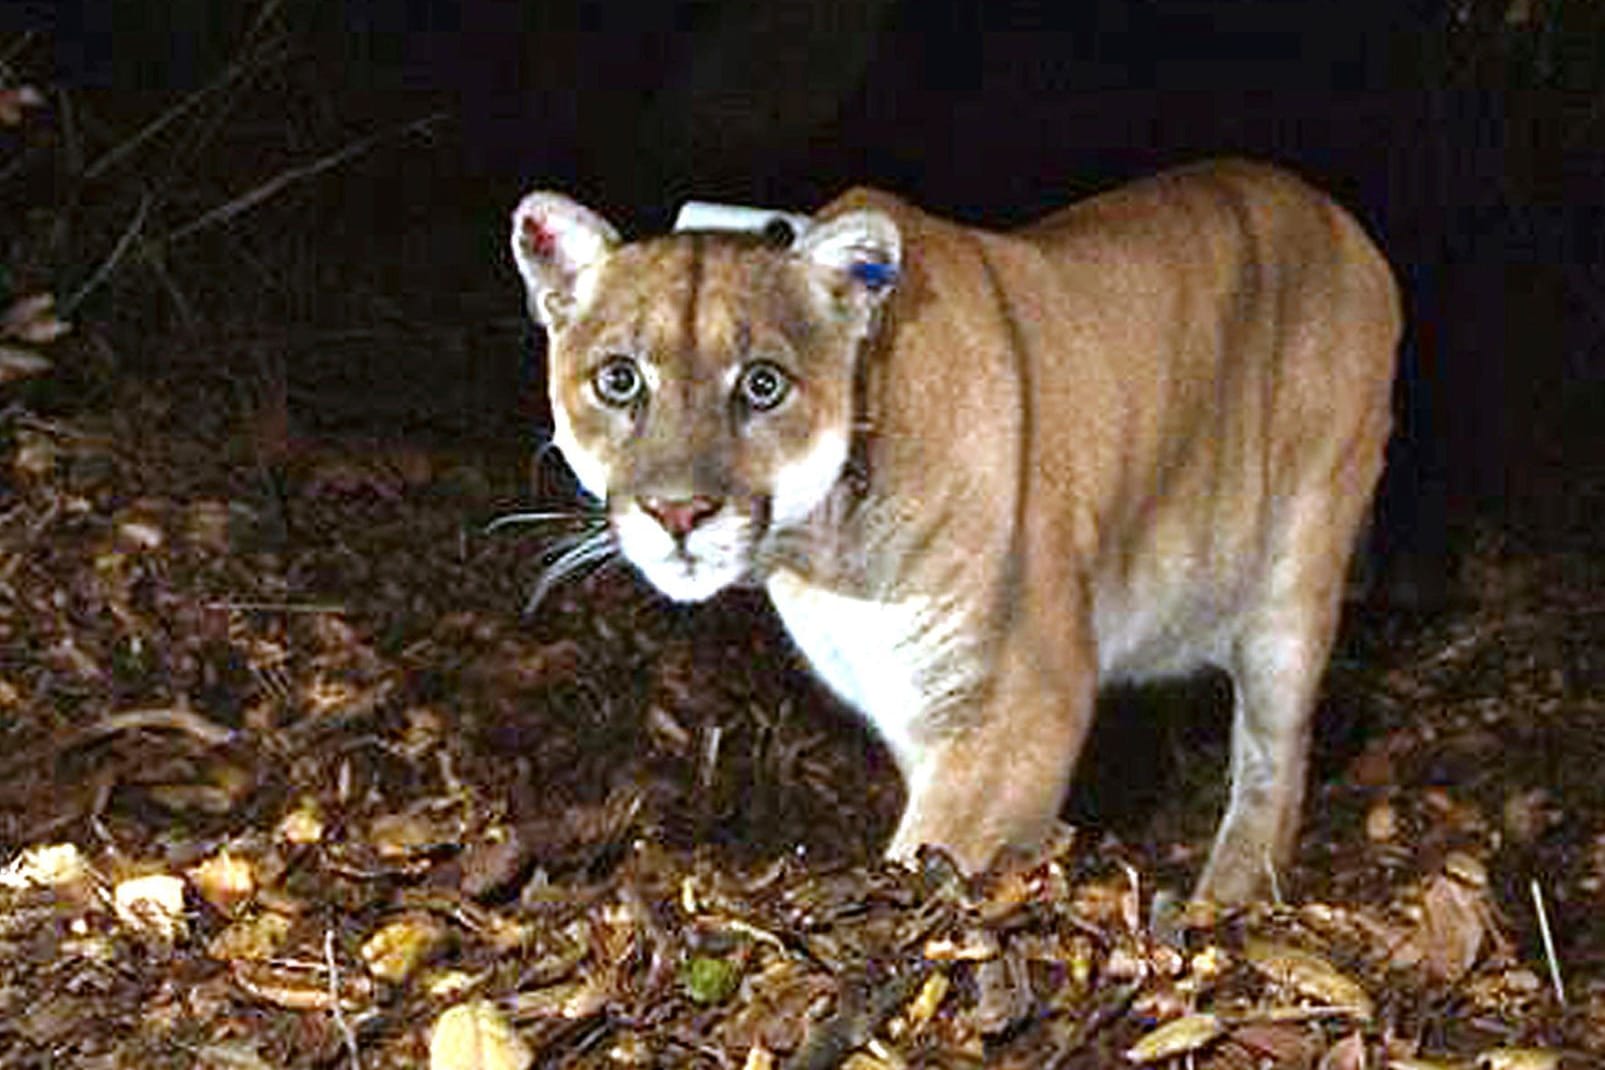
203 599 347 614
1530 878 1567 1005
325 928 362 1070
0 706 238 780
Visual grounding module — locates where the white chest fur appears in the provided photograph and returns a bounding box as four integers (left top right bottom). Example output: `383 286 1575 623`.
764 568 974 771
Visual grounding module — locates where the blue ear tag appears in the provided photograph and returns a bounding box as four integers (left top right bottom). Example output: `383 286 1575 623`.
850 260 898 291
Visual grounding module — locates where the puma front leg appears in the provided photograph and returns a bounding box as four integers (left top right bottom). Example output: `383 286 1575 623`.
886 614 1096 874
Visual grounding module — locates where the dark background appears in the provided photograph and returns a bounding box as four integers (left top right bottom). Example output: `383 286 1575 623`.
25 0 1605 583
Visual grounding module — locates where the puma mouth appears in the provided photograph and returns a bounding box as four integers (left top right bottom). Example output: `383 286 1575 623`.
612 497 768 603
637 552 747 602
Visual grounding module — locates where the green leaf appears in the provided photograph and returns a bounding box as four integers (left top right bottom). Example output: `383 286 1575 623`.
680 956 742 1005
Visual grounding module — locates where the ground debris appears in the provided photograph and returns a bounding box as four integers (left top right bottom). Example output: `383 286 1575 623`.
1 393 1602 1067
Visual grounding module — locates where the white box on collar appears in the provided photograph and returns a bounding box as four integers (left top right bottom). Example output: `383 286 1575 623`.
673 202 812 246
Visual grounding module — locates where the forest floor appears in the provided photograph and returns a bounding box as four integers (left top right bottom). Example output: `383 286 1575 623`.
1 345 1602 1068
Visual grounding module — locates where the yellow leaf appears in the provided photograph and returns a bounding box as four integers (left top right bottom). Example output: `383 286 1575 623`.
430 1000 534 1070
1477 1048 1561 1070
1243 939 1375 1020
1125 1013 1224 1063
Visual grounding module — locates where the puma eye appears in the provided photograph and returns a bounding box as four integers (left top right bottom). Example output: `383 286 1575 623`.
591 356 644 407
736 361 791 411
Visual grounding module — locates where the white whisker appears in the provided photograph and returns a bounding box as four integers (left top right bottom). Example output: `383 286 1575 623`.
524 528 617 614
483 508 601 534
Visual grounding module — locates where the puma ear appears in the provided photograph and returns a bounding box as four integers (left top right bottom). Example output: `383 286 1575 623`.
794 210 902 315
510 192 621 329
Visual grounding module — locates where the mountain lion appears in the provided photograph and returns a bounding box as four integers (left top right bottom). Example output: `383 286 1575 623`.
510 160 1399 903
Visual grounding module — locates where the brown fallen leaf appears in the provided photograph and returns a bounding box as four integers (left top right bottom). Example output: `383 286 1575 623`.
2 293 70 343
0 85 43 124
230 958 373 1011
190 1040 281 1070
507 978 609 1021
715 959 836 1054
1419 873 1487 980
1242 939 1375 1020
1229 1022 1325 1067
1390 857 1493 982
971 951 1033 1037
206 910 294 962
0 345 52 383
1318 1031 1368 1070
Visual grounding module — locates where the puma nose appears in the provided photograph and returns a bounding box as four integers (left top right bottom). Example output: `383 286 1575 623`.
639 495 723 538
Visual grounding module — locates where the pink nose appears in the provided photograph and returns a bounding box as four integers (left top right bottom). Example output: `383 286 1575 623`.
639 496 722 538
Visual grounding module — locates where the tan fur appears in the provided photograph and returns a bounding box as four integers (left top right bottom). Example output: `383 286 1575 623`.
511 160 1399 902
